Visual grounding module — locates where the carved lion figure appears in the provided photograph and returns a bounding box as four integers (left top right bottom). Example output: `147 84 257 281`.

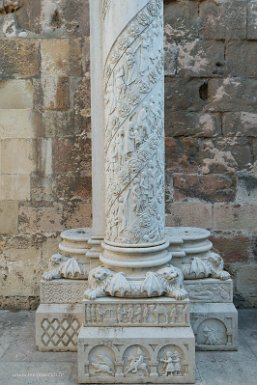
42 253 88 281
181 251 230 280
157 265 188 300
84 267 114 300
84 265 188 300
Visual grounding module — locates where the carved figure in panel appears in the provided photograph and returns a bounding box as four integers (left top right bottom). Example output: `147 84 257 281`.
89 346 115 377
158 346 184 377
123 346 149 376
42 253 88 281
181 251 231 280
196 319 228 346
84 265 188 300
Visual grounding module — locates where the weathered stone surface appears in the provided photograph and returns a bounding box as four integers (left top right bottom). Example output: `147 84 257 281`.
211 233 252 263
247 1 257 39
191 303 238 351
0 39 40 78
165 78 207 112
173 173 236 202
0 174 30 200
233 264 257 308
41 75 70 111
223 112 257 137
165 137 202 173
41 39 82 77
18 202 92 233
0 79 33 108
43 110 88 137
1 138 34 174
1 244 43 296
199 0 247 40
227 41 257 77
165 112 221 138
39 0 90 37
36 303 83 352
213 203 257 231
177 40 225 78
0 110 40 139
78 326 195 383
207 78 257 112
165 202 213 228
0 201 18 234
165 0 199 40
201 138 253 172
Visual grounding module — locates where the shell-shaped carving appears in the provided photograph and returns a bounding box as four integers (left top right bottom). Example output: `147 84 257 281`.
106 273 131 297
141 272 164 297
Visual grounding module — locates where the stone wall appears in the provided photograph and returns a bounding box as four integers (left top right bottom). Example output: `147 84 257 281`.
0 0 256 309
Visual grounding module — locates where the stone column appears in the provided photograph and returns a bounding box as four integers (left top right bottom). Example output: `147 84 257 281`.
99 0 171 270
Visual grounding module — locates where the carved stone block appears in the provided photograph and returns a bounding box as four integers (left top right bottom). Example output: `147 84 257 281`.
83 298 190 327
190 303 238 351
40 279 88 304
185 278 233 303
35 304 83 352
78 326 195 384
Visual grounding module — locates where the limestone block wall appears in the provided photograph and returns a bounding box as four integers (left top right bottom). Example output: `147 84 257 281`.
0 0 256 308
0 0 92 309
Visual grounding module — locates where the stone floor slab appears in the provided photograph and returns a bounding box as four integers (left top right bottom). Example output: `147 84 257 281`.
0 309 256 385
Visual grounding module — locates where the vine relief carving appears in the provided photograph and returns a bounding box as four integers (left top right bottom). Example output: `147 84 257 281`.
104 0 165 245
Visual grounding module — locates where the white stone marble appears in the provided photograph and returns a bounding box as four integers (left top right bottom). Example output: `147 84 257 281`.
90 0 105 239
36 304 83 352
40 280 88 304
167 227 231 281
185 279 233 303
42 228 92 281
78 326 195 384
83 297 190 327
190 303 238 351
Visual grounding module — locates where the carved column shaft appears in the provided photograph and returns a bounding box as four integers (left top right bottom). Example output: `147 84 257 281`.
100 0 169 270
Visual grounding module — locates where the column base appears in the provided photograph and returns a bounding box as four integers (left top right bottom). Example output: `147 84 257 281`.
78 298 195 384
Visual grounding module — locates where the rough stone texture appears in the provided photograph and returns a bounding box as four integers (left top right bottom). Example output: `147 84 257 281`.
0 0 91 308
164 0 257 309
0 0 257 308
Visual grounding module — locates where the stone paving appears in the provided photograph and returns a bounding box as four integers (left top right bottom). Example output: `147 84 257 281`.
0 309 256 385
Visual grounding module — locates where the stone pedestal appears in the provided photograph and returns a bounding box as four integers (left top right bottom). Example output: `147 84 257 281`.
78 299 195 384
166 227 238 351
36 304 83 352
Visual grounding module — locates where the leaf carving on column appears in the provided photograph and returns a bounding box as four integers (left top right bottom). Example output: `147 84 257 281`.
104 0 165 244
